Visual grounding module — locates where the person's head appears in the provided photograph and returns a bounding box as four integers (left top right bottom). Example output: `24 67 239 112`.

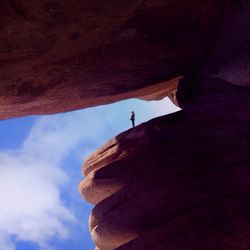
131 111 134 114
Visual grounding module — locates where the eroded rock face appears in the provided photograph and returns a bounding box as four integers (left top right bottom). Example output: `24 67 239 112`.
80 76 250 250
0 0 227 119
1 1 250 249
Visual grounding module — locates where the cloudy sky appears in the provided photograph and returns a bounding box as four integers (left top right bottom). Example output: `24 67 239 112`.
0 97 179 250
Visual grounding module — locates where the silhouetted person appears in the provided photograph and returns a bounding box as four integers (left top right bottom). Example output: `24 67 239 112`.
130 111 135 127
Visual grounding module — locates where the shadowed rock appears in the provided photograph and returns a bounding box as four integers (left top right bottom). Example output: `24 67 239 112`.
1 1 250 249
0 0 228 119
80 76 250 249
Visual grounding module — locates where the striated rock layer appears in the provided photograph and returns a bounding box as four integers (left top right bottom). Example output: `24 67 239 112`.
80 76 250 250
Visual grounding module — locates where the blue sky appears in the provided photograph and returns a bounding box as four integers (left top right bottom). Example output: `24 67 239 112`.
0 97 179 250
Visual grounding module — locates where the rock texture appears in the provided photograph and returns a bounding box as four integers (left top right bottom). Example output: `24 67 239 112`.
80 76 250 250
0 0 228 119
1 1 250 250
202 0 250 86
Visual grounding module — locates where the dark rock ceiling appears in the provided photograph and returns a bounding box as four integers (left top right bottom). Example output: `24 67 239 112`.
0 0 235 119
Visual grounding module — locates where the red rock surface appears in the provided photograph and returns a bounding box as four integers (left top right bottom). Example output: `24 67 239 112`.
1 1 250 250
80 76 250 250
0 0 227 119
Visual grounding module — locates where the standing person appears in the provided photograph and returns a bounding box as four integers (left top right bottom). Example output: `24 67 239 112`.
130 111 135 127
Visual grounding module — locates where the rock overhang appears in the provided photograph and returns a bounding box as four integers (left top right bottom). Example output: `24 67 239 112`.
0 0 235 119
2 1 250 250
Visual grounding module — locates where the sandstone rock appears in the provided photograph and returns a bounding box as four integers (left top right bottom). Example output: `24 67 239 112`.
1 1 250 250
80 76 250 250
0 0 227 119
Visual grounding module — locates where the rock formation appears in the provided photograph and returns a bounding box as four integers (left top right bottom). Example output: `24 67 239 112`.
0 0 228 119
80 76 250 250
78 1 250 249
1 0 250 249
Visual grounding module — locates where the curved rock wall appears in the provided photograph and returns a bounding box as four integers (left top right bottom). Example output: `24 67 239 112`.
80 76 250 249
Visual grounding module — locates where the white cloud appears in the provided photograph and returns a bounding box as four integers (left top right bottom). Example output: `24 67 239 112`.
0 106 124 250
0 110 108 249
0 97 179 250
0 232 14 250
0 120 78 249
